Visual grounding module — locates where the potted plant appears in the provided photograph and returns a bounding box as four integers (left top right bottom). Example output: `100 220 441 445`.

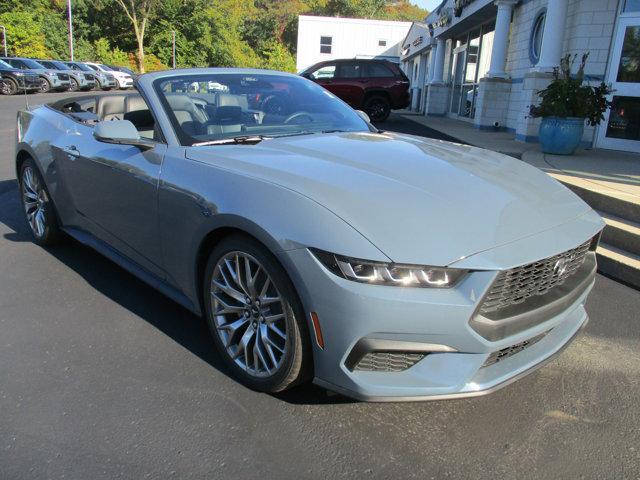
529 53 612 155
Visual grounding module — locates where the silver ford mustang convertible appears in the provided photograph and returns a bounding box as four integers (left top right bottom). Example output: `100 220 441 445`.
15 68 604 401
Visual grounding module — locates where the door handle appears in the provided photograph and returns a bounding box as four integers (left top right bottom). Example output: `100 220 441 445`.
63 145 80 157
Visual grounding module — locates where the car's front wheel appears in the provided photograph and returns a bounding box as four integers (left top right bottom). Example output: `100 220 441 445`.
39 77 51 93
19 159 62 245
4 78 18 95
364 95 391 122
68 77 79 92
203 235 312 393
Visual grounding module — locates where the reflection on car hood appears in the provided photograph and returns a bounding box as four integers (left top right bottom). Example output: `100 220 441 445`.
186 131 592 266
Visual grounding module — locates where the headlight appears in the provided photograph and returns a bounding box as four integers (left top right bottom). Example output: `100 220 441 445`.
44 71 56 77
14 71 24 76
310 249 468 288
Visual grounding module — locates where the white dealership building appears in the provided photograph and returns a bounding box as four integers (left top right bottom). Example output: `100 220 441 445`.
296 15 412 72
400 0 640 153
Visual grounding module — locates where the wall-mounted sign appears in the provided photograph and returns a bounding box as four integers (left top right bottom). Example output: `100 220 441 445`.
428 7 452 34
454 0 477 17
412 36 423 47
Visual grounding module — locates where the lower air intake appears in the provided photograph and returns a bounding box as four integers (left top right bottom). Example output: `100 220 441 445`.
482 332 548 367
354 352 425 372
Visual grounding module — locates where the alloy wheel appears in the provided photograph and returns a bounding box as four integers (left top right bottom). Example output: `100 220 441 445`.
69 78 79 91
21 166 47 238
210 251 288 377
39 78 50 93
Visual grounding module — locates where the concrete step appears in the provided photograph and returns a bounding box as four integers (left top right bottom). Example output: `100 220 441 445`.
598 211 640 257
559 180 640 221
597 243 640 290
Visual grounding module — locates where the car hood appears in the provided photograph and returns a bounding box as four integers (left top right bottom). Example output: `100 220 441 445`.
186 131 592 266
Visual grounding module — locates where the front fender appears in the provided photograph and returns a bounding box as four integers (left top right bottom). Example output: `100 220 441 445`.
158 150 390 311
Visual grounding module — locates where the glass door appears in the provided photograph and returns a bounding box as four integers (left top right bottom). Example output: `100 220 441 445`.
597 12 640 152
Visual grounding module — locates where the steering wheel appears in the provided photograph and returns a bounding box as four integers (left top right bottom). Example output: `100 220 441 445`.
284 112 314 124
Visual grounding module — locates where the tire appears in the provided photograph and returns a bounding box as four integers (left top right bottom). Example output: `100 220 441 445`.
203 235 312 393
5 77 18 95
68 77 79 92
19 158 62 246
364 95 391 122
39 77 51 93
93 80 102 91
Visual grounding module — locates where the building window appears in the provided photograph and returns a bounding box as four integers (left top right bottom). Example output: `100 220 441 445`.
530 9 546 65
624 0 640 12
320 36 332 54
379 39 387 47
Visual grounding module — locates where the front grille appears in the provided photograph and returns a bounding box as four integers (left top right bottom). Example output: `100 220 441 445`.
58 73 69 80
479 239 592 316
84 74 94 80
354 352 425 372
482 332 548 367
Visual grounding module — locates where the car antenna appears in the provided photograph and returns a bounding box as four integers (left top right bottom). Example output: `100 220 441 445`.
23 80 30 111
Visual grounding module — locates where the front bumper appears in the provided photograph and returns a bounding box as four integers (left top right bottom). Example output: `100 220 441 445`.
117 77 134 88
280 244 596 402
49 77 71 90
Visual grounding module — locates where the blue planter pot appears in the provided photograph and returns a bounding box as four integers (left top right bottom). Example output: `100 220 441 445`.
539 117 585 155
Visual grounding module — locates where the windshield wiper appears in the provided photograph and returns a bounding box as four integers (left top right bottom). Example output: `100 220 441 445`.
192 135 271 146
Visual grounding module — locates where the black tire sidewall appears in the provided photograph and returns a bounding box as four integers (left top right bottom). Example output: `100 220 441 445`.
39 77 51 93
202 235 311 392
69 78 79 91
6 78 18 95
365 95 391 122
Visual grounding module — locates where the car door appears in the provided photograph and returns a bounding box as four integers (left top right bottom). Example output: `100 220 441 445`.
55 119 167 277
332 61 366 107
308 63 340 96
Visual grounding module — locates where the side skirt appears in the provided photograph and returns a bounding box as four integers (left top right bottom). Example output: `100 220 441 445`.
63 227 201 316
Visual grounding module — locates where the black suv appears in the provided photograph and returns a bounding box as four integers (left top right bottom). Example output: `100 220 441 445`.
300 59 410 122
0 59 40 95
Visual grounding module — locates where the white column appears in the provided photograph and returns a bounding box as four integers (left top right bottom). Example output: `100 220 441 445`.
487 0 518 79
431 38 446 84
427 47 437 83
536 0 569 71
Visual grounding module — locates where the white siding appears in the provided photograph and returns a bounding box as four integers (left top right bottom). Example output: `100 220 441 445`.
296 16 412 72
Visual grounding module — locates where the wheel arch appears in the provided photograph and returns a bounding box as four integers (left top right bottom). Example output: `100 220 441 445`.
363 89 391 102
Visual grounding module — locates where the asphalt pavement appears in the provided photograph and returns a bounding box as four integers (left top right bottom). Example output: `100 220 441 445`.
1 91 639 480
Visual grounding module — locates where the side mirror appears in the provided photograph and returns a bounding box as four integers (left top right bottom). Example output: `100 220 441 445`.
355 110 370 123
93 120 154 150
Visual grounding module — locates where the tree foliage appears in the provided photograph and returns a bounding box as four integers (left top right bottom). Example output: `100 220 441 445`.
0 0 427 72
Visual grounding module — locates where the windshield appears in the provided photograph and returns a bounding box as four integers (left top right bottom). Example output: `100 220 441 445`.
49 61 71 70
154 73 371 146
87 64 100 71
22 59 45 69
99 64 114 71
0 59 12 69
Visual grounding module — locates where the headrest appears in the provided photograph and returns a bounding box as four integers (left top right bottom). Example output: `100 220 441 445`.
217 93 248 109
97 95 127 117
125 95 148 113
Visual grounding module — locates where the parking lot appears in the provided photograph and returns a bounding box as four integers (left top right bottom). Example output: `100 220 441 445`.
1 91 639 479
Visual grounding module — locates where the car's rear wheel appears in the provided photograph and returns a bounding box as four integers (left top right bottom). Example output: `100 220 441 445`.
68 77 79 91
39 77 51 93
203 235 311 393
364 95 391 122
19 159 62 246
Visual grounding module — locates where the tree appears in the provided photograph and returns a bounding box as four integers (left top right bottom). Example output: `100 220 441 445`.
113 0 159 73
0 11 47 57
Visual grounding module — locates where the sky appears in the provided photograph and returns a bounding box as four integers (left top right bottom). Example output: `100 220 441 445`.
411 0 441 12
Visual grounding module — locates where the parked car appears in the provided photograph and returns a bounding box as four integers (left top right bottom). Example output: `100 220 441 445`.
1 57 70 93
64 61 117 90
300 59 410 122
0 59 40 94
15 68 604 401
37 59 96 91
85 62 133 89
107 64 138 80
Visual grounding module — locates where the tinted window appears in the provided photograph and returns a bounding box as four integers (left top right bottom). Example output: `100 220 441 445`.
153 73 370 146
21 59 45 69
310 64 336 79
5 59 21 68
87 64 100 71
366 62 395 78
338 62 363 78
